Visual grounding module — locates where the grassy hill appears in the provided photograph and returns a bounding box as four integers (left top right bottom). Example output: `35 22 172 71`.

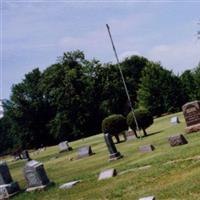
3 112 200 200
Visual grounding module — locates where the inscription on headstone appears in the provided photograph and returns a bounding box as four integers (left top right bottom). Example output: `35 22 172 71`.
23 160 51 191
168 134 188 147
77 146 93 159
58 141 72 153
98 168 117 180
182 101 200 133
0 161 20 198
139 145 155 153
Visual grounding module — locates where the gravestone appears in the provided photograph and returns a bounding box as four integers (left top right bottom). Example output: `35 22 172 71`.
77 146 93 159
58 141 72 153
59 180 80 189
139 196 155 200
22 150 31 161
98 168 117 180
23 160 52 192
139 144 155 153
0 161 20 199
168 134 188 147
125 128 137 141
170 116 180 124
182 101 200 133
104 133 123 161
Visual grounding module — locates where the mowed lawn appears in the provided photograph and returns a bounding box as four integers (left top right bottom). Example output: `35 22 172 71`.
3 112 200 200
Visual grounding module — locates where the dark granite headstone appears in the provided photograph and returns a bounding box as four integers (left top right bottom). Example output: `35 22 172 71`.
182 101 200 133
139 144 155 153
58 141 72 153
77 146 93 159
0 161 20 198
104 133 123 161
22 150 31 161
23 160 51 191
168 134 188 147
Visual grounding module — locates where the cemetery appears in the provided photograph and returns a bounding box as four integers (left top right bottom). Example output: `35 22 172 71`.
0 111 200 199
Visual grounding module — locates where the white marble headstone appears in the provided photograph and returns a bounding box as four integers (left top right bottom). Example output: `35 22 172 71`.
139 196 155 200
98 169 117 180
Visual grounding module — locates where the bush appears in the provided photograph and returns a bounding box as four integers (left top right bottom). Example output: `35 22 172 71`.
102 114 127 135
127 108 153 136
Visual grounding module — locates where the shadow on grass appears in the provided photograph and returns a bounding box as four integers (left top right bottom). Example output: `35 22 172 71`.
143 130 163 138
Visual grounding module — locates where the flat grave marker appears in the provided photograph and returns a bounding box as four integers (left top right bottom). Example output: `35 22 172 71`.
98 169 117 180
77 146 93 159
168 134 188 147
139 144 155 153
58 141 72 153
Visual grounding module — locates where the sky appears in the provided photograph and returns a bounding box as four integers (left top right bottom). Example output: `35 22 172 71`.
1 0 200 99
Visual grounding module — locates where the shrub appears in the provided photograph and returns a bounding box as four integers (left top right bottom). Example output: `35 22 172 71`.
127 108 153 136
102 114 127 135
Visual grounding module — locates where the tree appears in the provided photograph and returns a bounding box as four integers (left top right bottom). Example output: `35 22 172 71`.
180 70 197 102
9 68 54 148
102 114 127 143
137 62 185 116
127 108 153 136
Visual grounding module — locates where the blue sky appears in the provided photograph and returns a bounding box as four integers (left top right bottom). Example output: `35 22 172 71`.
1 1 200 99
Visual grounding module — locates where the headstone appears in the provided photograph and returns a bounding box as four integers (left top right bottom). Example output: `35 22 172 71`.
21 150 31 161
0 161 20 199
170 116 180 124
168 134 188 147
139 196 155 200
58 141 72 153
77 146 93 159
139 144 155 153
125 128 137 140
59 180 80 189
104 133 123 161
23 160 52 192
98 168 117 180
182 100 200 133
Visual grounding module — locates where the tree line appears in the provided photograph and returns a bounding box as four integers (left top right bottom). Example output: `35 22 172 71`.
0 50 200 154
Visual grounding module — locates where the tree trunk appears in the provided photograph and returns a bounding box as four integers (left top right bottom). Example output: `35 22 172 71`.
142 128 147 137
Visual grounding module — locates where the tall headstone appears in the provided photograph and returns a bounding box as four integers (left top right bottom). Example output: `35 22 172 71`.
0 161 20 199
77 146 93 159
104 133 123 161
58 141 72 153
182 101 200 133
23 160 52 192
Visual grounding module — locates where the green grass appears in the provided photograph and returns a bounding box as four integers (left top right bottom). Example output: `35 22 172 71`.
3 112 200 200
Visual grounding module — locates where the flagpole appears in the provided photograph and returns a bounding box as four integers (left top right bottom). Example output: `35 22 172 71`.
106 24 141 139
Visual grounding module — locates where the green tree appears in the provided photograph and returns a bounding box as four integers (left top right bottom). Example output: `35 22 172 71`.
137 62 185 116
180 70 197 102
9 68 54 148
127 108 153 136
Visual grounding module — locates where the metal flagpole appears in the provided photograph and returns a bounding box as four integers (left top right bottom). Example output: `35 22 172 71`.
106 24 141 139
